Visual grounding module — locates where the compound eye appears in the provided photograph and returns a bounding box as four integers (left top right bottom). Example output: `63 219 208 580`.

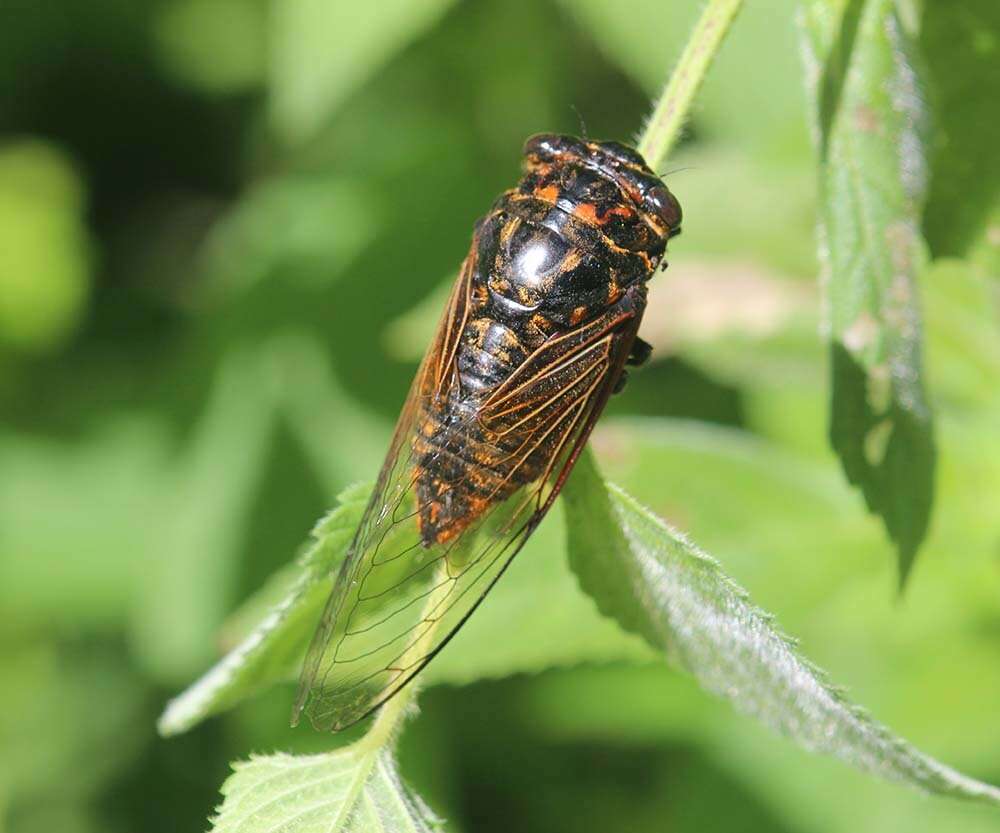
523 133 581 162
646 183 682 231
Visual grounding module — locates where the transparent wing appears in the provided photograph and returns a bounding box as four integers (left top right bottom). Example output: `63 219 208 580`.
293 271 646 732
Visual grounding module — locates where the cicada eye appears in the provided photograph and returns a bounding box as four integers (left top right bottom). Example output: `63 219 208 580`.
645 183 682 232
523 133 584 163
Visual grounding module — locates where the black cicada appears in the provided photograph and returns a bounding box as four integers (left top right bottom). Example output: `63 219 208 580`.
293 134 682 731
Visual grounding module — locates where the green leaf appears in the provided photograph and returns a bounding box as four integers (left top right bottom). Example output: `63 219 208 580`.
210 746 443 833
590 418 873 615
800 0 935 583
270 0 458 143
160 479 651 735
920 0 1000 258
157 482 368 736
423 498 655 687
563 449 1000 806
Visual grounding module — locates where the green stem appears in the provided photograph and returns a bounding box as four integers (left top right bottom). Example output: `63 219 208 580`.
636 0 745 170
356 561 454 751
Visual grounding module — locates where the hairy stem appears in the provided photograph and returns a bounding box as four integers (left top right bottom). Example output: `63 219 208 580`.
357 561 455 750
637 0 745 170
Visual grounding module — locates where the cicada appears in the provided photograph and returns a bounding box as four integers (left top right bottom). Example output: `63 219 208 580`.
293 134 681 731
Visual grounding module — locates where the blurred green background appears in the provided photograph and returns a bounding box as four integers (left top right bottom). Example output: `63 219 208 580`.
1 1 998 831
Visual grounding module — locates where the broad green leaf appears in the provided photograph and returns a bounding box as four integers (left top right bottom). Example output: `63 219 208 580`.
590 418 873 614
270 0 458 143
158 482 368 736
160 479 651 735
800 0 935 583
920 0 1000 258
563 449 1000 806
590 416 1000 767
210 746 443 833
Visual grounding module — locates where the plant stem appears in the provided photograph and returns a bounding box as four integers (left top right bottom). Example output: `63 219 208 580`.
637 0 745 171
357 561 454 750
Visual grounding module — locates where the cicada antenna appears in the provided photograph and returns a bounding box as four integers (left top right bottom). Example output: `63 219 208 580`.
570 104 589 141
658 166 697 178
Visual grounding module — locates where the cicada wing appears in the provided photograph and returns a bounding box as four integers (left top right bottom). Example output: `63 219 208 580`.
293 279 646 733
292 252 474 731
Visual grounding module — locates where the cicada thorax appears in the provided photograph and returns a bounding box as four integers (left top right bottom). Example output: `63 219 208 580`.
412 136 678 547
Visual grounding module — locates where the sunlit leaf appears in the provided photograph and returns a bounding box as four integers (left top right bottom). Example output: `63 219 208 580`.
210 745 444 833
590 418 873 615
563 449 1000 806
800 0 935 583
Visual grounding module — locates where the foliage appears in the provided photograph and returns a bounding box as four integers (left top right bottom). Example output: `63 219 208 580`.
801 0 934 584
0 1 997 832
211 749 442 833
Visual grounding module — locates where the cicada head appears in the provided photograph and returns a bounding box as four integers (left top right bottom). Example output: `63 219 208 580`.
522 133 682 258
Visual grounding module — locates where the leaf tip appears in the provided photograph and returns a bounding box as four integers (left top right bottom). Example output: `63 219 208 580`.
156 698 188 739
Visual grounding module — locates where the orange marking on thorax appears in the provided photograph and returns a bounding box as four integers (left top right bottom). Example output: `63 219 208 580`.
535 184 560 203
574 202 634 227
603 204 635 221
